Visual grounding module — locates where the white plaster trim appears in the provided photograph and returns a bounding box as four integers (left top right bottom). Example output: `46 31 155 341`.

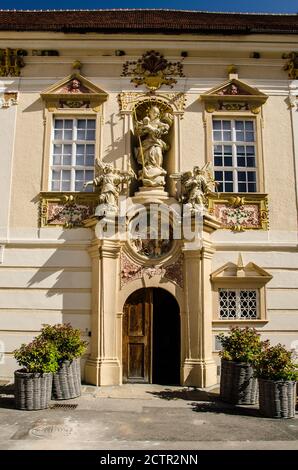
0 245 4 264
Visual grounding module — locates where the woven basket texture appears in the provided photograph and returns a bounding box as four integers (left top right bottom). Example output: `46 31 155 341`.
258 378 296 418
14 370 52 410
52 358 81 400
220 359 258 405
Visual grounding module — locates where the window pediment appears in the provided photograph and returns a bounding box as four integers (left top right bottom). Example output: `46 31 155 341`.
201 78 268 114
211 254 272 287
40 72 108 111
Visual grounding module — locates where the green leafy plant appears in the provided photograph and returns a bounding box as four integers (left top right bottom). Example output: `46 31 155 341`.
40 323 88 363
217 327 266 363
254 343 298 381
13 337 59 374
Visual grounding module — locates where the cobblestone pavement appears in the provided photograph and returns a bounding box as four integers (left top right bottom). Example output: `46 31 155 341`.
0 383 297 450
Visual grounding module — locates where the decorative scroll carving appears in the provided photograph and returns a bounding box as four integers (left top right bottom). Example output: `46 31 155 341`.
0 92 18 108
0 48 27 77
122 50 184 91
282 52 298 79
120 251 184 288
208 194 269 232
118 91 186 116
40 192 98 228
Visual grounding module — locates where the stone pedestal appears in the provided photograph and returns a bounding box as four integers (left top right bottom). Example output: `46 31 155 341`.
134 186 169 202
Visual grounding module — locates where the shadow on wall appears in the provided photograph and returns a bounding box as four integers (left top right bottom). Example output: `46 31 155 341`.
25 229 92 378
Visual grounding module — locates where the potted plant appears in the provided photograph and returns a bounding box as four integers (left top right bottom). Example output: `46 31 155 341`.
40 323 88 400
217 327 264 405
254 343 298 418
13 337 59 410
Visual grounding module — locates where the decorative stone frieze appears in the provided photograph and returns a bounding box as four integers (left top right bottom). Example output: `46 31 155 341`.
0 48 27 77
208 193 269 232
40 192 98 228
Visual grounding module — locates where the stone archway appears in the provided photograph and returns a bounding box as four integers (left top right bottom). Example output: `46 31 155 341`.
122 287 180 385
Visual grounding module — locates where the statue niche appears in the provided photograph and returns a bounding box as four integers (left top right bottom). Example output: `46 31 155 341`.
133 101 173 188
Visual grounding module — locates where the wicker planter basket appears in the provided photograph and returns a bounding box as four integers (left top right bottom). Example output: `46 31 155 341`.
220 359 258 405
258 378 297 419
52 358 81 400
14 370 52 410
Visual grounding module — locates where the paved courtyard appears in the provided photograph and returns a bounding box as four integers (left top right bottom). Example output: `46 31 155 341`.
0 382 297 450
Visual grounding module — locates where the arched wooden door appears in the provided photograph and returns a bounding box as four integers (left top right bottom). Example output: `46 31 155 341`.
122 288 180 384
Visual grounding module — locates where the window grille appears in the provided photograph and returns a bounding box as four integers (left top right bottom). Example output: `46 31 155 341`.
219 288 258 319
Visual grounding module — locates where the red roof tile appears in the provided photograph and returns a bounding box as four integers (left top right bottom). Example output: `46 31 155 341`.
0 10 297 34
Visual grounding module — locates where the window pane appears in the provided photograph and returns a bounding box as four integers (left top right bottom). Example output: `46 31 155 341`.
237 157 245 167
87 120 96 129
224 156 232 166
213 131 221 141
217 182 223 192
77 130 86 140
75 170 84 181
62 181 71 191
223 131 231 141
214 157 222 166
222 121 231 130
86 130 95 140
238 183 247 192
225 182 233 192
236 131 245 141
62 170 71 180
215 171 223 181
238 171 246 182
246 132 254 142
248 172 256 181
53 155 61 165
224 171 233 181
64 130 73 140
247 157 256 167
52 170 61 180
53 144 62 155
54 119 63 129
245 121 254 131
213 120 221 130
235 120 244 130
86 170 94 181
54 130 62 140
51 181 60 191
86 144 95 155
77 119 86 129
248 183 257 192
64 120 73 129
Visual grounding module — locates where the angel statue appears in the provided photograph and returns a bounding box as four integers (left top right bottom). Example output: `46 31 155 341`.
134 105 173 187
83 160 135 215
171 163 218 211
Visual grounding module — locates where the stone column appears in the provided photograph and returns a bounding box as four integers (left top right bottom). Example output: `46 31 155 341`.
182 213 220 388
85 238 121 386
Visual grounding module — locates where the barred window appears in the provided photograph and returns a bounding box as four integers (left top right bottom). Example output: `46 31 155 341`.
213 119 257 193
50 118 96 192
219 288 258 320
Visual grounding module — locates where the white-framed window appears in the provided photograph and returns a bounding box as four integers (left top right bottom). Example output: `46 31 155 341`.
213 119 257 193
219 288 258 320
50 117 96 192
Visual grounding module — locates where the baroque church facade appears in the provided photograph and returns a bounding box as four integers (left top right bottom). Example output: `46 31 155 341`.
0 10 298 387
